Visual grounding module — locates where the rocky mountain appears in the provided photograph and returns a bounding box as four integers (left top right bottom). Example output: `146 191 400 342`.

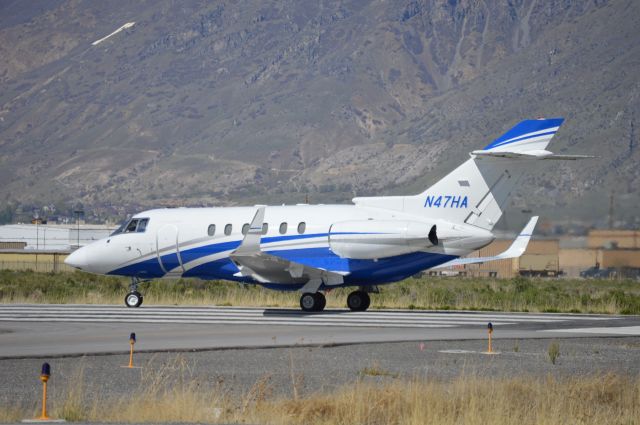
0 0 638 227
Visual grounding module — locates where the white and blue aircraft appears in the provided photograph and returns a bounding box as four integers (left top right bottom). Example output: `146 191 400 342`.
65 118 589 311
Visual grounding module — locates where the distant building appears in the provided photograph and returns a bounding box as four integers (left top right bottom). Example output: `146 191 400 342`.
438 229 640 278
0 224 117 251
587 230 640 249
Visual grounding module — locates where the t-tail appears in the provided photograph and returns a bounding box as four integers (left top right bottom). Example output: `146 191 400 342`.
354 118 591 231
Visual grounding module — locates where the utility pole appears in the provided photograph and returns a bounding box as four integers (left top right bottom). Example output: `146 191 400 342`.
34 209 39 250
630 115 635 154
608 191 614 229
74 209 84 249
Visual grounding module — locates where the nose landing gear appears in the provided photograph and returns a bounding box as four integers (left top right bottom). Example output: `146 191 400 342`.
125 277 144 308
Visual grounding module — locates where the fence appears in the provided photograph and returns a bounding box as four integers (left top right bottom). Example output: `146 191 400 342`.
0 252 75 273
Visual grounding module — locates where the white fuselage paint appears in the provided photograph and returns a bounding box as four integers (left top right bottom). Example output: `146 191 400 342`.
66 204 495 288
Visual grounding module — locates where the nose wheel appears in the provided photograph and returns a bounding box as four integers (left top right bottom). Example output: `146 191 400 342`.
125 277 144 308
125 291 143 308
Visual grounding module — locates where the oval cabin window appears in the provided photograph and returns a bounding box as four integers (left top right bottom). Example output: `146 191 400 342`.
297 222 306 234
207 224 216 236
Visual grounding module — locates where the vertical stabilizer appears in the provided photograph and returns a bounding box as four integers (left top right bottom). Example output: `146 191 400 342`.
354 118 565 231
406 118 564 230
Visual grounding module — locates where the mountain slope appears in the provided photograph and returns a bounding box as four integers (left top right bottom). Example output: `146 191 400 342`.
0 0 638 225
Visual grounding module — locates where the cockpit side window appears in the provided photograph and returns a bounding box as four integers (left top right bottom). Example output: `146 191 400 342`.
125 220 139 233
110 217 150 236
136 218 149 233
110 220 128 236
112 217 151 235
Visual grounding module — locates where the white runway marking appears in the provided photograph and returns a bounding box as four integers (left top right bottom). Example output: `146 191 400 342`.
0 305 616 329
542 326 640 336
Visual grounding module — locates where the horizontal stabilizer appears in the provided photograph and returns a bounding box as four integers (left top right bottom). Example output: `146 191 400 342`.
472 150 594 160
434 216 539 269
483 118 563 152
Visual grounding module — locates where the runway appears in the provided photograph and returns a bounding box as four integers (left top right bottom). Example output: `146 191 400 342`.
0 304 638 358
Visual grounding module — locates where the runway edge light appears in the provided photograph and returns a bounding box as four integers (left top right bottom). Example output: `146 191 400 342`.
482 322 499 355
21 362 65 423
39 363 50 420
128 333 135 368
121 332 142 369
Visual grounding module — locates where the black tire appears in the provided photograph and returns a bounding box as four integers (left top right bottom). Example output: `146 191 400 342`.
300 292 318 312
347 291 370 311
125 291 143 308
314 292 326 312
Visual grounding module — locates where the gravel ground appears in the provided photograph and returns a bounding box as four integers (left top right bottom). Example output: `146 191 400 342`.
1 336 639 412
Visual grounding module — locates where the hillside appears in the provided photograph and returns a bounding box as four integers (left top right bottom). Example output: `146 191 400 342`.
0 0 638 226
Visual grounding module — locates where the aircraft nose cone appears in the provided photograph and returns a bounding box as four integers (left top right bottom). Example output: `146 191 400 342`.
64 247 89 270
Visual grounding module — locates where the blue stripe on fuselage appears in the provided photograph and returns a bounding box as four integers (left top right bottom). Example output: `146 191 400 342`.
106 232 454 285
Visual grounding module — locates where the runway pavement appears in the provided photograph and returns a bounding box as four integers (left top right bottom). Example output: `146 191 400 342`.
0 304 638 358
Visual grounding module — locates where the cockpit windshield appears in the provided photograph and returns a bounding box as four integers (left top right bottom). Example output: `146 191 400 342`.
110 218 150 236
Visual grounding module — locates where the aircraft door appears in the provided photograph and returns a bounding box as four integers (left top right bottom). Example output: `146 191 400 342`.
156 224 184 275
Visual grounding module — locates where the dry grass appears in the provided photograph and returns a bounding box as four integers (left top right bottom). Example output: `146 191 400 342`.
6 358 639 424
2 270 640 314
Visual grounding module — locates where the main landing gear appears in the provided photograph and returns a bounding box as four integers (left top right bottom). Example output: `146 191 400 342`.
346 290 370 312
298 289 372 312
125 277 144 308
300 292 326 312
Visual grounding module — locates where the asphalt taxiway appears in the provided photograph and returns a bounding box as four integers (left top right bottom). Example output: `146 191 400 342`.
0 304 638 358
1 304 639 419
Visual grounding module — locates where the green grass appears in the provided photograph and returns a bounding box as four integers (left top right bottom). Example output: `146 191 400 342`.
0 270 639 314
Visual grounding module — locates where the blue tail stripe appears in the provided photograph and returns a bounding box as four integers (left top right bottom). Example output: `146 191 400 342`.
487 130 557 149
484 118 564 150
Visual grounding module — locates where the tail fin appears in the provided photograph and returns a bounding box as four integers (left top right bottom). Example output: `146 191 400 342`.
354 118 567 231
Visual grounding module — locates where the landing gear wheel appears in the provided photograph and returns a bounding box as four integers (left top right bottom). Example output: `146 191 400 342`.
314 292 326 312
300 292 318 312
347 291 370 311
300 292 326 312
125 291 143 308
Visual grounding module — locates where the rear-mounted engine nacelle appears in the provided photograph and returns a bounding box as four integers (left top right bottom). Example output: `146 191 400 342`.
329 220 439 260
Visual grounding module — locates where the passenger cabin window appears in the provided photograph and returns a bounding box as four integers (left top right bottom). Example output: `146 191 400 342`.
242 223 250 235
279 222 287 234
224 224 232 236
207 224 216 237
262 223 268 235
297 222 306 234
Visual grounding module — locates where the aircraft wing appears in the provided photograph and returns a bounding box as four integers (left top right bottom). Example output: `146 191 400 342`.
230 206 348 287
434 216 539 269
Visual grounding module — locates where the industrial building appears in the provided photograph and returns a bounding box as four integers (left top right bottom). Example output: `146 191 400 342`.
440 229 640 279
0 224 115 251
0 223 116 273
